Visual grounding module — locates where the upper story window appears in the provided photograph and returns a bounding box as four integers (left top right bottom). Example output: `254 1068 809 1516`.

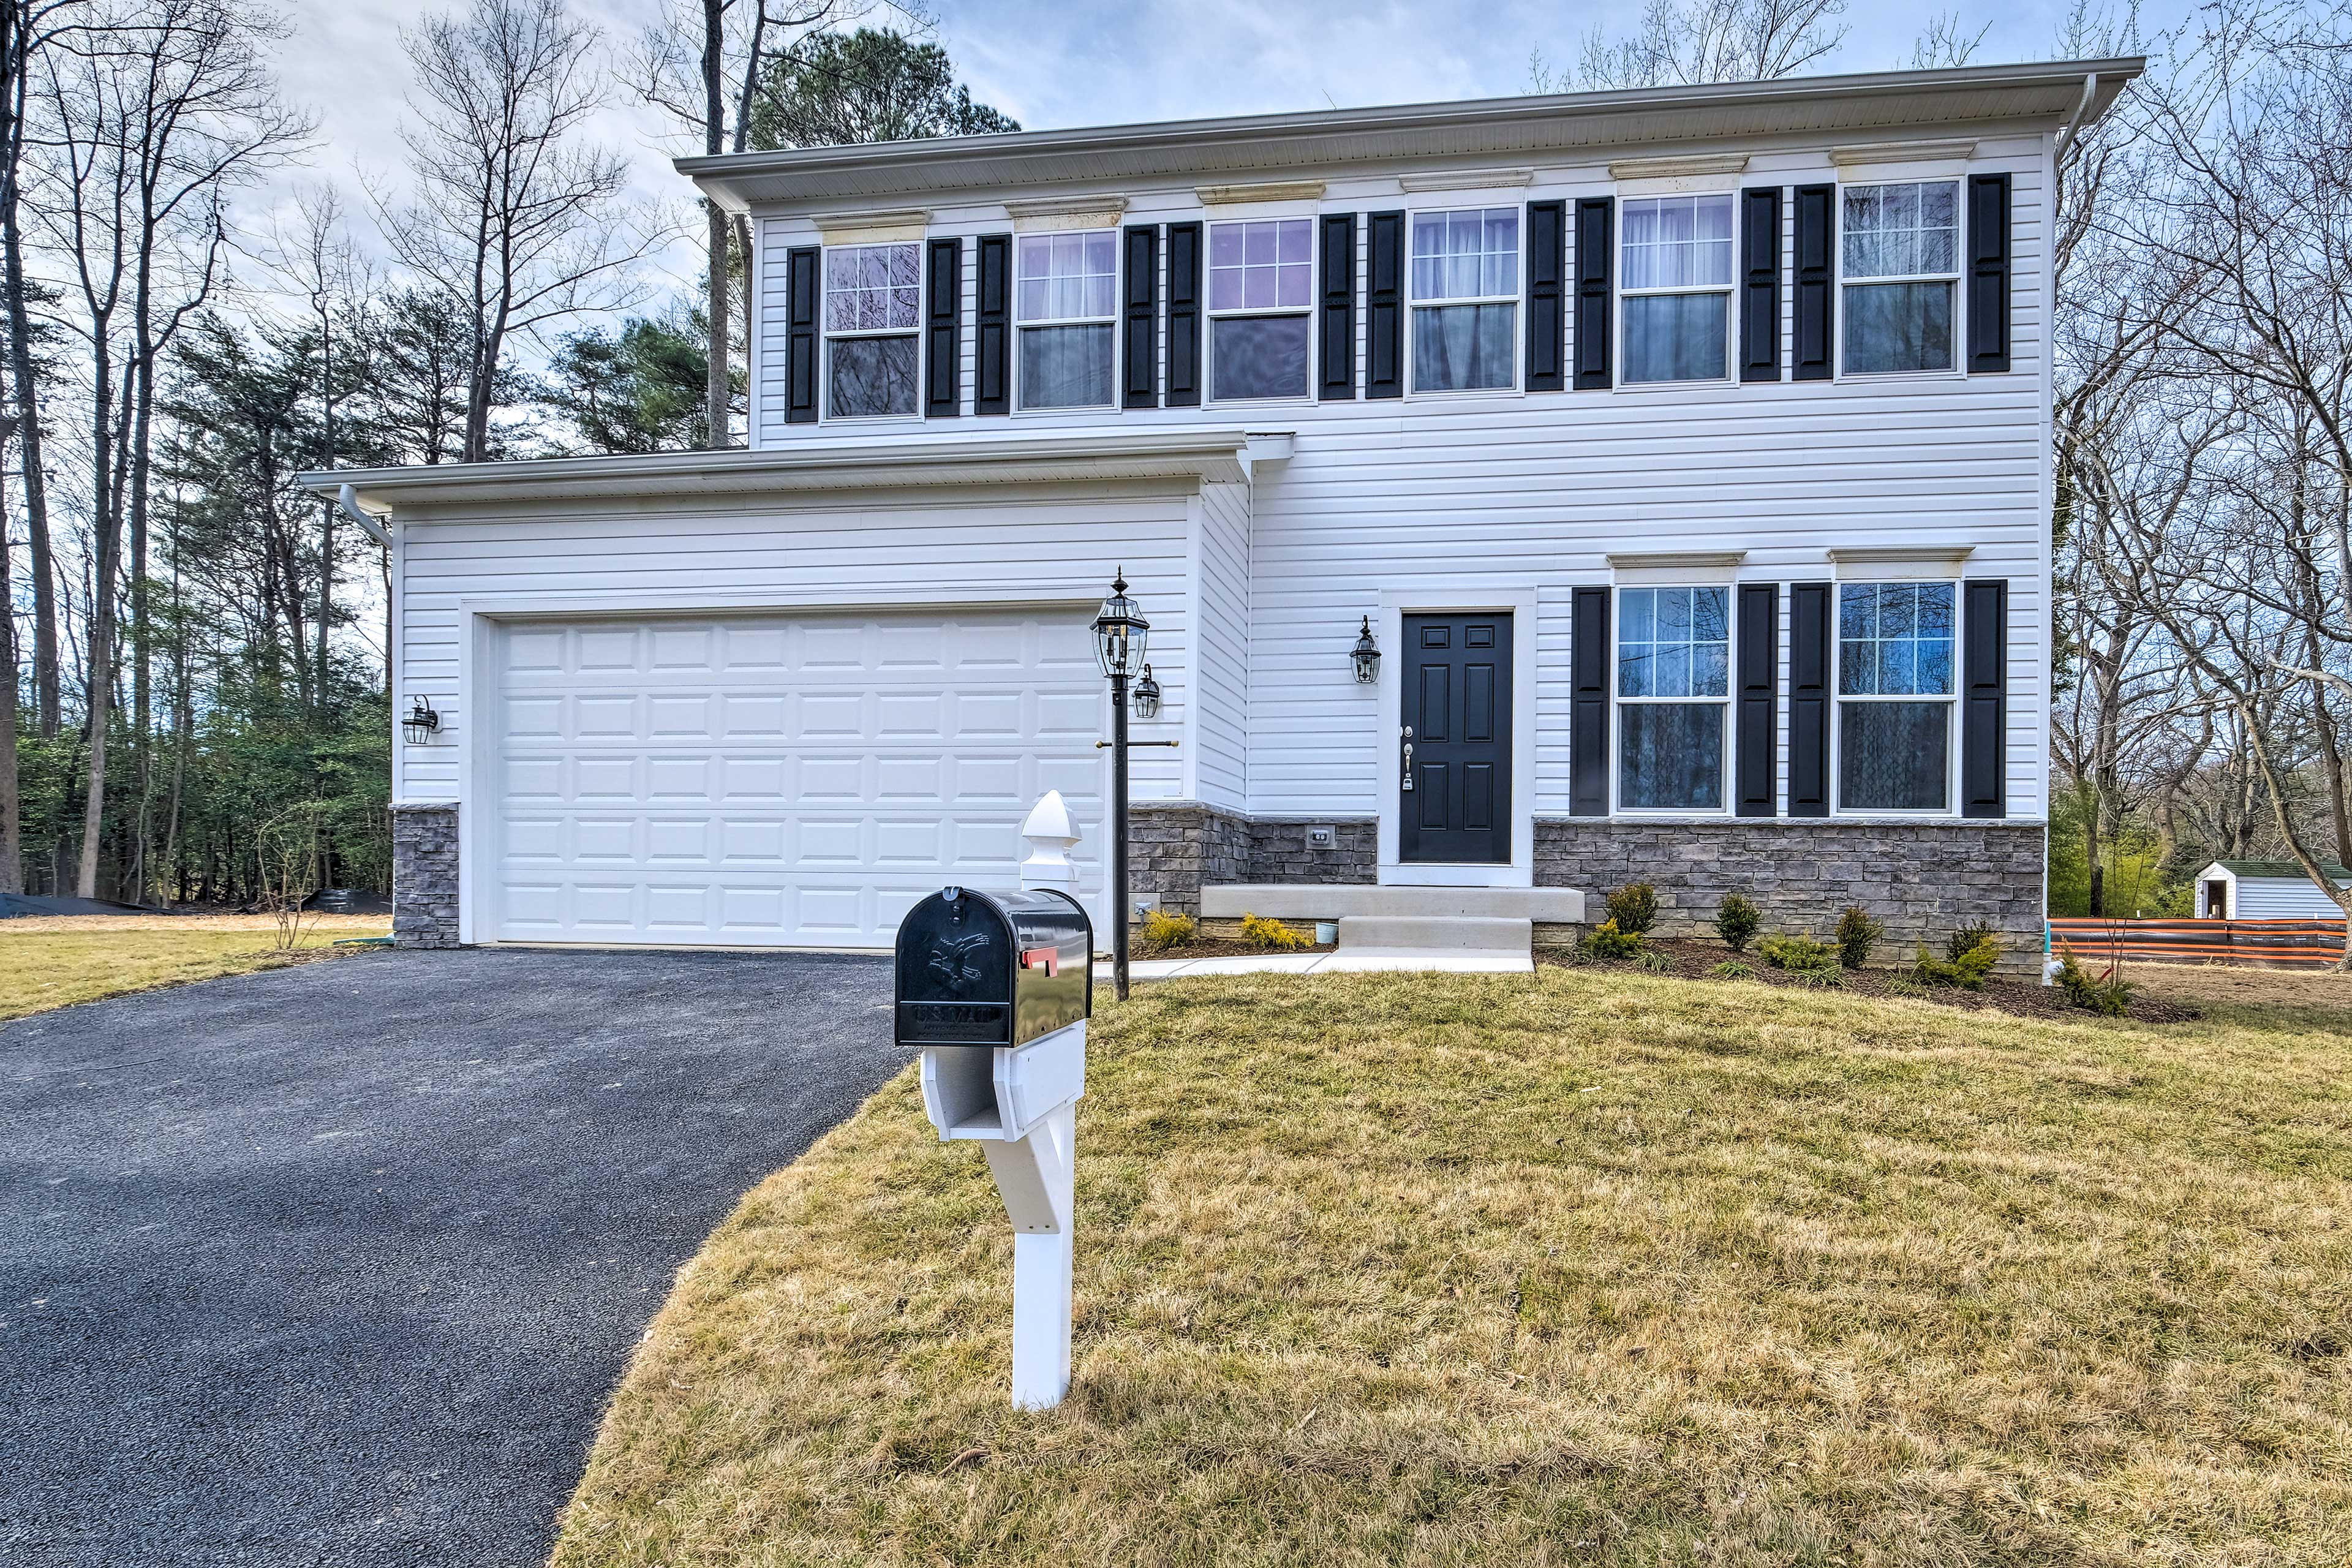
1841 181 1959 375
1017 231 1117 410
1207 217 1311 401
1621 194 1733 384
1410 208 1518 392
824 241 921 418
1838 581 1956 811
1618 586 1730 811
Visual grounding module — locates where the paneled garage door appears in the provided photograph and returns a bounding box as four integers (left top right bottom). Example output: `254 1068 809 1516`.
491 610 1103 947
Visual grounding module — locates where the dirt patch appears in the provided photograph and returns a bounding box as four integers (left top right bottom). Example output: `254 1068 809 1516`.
1538 936 2203 1024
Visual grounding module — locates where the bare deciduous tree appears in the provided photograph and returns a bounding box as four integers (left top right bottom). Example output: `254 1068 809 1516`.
1532 0 1849 92
378 0 654 466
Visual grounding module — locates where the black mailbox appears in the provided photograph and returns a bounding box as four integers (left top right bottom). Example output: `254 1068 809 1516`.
895 886 1093 1050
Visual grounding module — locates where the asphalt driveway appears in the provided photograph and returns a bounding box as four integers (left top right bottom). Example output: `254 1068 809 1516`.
0 946 901 1567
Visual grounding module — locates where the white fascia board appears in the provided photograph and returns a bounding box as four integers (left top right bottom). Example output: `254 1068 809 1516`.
298 428 1278 515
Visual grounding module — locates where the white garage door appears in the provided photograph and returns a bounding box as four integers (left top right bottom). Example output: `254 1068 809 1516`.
491 610 1103 947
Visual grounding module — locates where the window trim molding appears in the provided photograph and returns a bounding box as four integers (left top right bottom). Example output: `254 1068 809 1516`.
1833 175 1968 383
818 238 925 424
1615 190 1739 389
1404 202 1524 398
1010 225 1120 413
1829 578 1962 818
1609 582 1735 818
1202 213 1317 407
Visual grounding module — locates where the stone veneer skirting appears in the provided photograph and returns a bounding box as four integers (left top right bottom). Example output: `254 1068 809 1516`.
1533 818 2048 954
386 799 2045 958
390 803 462 949
1128 805 1376 917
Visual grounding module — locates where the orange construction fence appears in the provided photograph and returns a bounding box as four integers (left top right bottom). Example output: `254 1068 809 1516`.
2047 917 2349 969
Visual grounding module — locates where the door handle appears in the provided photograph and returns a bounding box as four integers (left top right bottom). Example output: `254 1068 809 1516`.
1401 726 1415 791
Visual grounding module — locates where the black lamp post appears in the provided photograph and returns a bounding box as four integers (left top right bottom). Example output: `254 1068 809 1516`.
1092 571 1149 1000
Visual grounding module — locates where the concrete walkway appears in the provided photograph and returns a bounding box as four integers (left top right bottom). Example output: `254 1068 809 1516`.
1129 948 1533 978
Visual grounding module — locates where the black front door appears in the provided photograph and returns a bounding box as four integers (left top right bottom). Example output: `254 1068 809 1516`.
1401 612 1512 864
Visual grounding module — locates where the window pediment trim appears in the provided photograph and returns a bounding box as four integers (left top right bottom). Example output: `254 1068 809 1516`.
1398 167 1536 192
813 208 930 243
1829 545 1974 581
1608 549 1746 584
1006 195 1129 232
1196 179 1327 206
1830 139 1978 168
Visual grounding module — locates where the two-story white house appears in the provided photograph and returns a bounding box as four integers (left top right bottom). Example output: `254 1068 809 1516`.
307 58 2139 957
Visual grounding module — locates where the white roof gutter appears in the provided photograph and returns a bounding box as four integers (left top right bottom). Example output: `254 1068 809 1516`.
337 483 392 549
2054 70 2100 164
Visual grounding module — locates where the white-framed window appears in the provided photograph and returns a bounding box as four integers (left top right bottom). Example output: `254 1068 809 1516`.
1836 581 1957 812
1409 206 1518 392
1616 585 1731 812
823 241 921 418
1619 194 1734 384
1016 230 1117 410
1840 181 1960 376
1207 217 1312 402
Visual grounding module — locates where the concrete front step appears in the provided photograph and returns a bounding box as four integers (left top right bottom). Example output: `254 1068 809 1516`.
1201 884 1585 922
1337 914 1532 953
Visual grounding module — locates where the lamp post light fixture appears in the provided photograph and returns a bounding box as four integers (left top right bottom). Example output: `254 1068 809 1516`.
401 696 441 746
1092 571 1150 1001
1131 664 1161 721
1351 615 1381 684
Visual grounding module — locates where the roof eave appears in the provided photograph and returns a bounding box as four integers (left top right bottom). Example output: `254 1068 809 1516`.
680 57 2145 211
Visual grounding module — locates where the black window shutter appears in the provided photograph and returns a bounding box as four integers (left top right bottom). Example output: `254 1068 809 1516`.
1788 581 1831 816
923 237 961 418
785 244 819 424
1735 582 1778 815
1572 197 1613 390
1739 187 1781 383
1318 213 1356 399
1121 224 1159 409
1163 221 1201 409
1967 173 2011 374
974 232 1011 415
1365 210 1404 399
1962 578 2009 817
1525 199 1566 392
1571 585 1611 816
1792 183 1834 382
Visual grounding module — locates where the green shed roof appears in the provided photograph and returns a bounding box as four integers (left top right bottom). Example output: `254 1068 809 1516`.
2215 859 2352 883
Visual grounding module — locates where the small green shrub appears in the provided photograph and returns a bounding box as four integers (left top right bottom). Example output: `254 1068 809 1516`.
1710 959 1756 980
1947 920 1999 963
1887 973 1931 998
1238 912 1306 951
1911 929 2002 990
1580 918 1646 960
1834 906 1884 970
1139 908 1199 951
1605 882 1659 935
2054 944 2133 1016
1760 933 1839 973
1635 948 1673 973
1714 893 1761 953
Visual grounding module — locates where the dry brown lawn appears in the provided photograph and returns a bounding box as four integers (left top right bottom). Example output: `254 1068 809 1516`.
0 913 388 1020
553 967 2352 1568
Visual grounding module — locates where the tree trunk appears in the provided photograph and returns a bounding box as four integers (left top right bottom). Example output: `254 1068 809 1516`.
706 202 729 448
0 460 20 895
702 0 728 449
1 144 56 736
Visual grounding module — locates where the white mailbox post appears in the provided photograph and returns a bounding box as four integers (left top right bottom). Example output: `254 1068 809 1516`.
902 792 1091 1409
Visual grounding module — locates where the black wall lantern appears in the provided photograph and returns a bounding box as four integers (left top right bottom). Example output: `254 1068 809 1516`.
1131 664 1162 720
1351 616 1381 684
401 696 441 745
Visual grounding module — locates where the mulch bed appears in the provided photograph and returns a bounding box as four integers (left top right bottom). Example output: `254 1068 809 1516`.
1537 937 2203 1024
1137 938 1338 961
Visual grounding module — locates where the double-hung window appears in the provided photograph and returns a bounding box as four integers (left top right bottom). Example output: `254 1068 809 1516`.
1016 230 1117 410
1619 194 1734 383
824 241 921 418
1409 208 1518 391
1207 217 1311 401
1841 181 1959 375
1837 581 1956 811
1616 586 1731 811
